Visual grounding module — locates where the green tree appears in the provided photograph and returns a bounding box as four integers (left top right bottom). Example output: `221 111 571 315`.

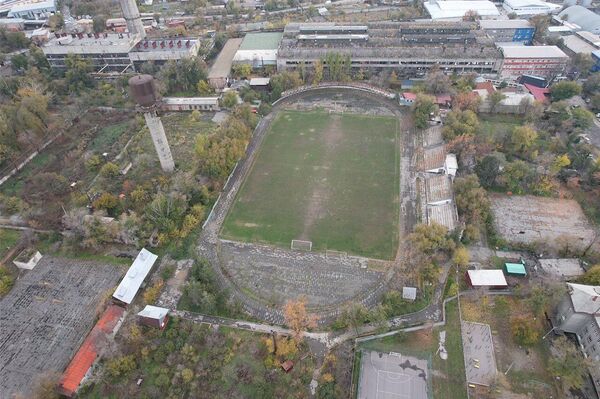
442 110 479 140
550 154 571 175
340 302 369 334
106 355 137 378
510 316 539 346
488 91 506 112
572 53 593 77
65 54 94 92
93 16 106 33
412 94 438 129
501 160 535 194
453 246 470 268
197 80 214 95
453 175 490 226
93 192 119 212
100 162 120 178
0 28 29 52
528 286 548 316
232 63 252 78
10 53 28 72
550 81 582 102
184 281 217 313
270 70 302 99
549 336 591 391
313 59 323 85
510 125 538 156
408 223 455 254
424 69 451 94
571 107 594 129
14 84 49 137
530 14 550 41
220 91 238 108
583 73 600 97
578 264 600 285
475 155 501 188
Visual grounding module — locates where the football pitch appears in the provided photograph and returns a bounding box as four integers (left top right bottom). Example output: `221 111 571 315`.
221 109 400 260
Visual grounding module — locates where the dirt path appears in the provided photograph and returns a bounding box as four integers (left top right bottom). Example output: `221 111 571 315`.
299 114 344 241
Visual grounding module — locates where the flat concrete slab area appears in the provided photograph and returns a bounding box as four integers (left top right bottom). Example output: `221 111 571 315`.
0 256 123 398
358 350 429 399
462 321 497 386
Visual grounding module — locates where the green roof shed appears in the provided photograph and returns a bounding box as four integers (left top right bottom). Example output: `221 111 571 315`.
504 263 527 276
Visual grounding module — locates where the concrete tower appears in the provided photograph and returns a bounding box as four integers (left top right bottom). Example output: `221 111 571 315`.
119 0 146 39
129 75 175 173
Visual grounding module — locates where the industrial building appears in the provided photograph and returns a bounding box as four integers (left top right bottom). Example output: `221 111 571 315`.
233 32 283 68
479 19 534 44
276 22 502 78
112 248 158 305
502 0 561 16
499 45 568 78
557 6 600 35
424 0 500 20
1 0 56 19
208 37 243 89
161 96 220 112
41 0 200 74
562 31 600 56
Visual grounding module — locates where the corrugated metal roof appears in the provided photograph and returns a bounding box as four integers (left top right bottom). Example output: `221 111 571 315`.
505 263 527 275
558 6 600 34
480 19 531 29
58 305 125 397
112 248 158 305
467 270 508 286
137 305 169 320
567 283 600 314
501 45 568 59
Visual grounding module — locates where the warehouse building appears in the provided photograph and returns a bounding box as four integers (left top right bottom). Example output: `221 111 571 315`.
424 0 500 20
479 19 534 45
42 32 201 73
499 45 568 78
277 22 502 78
557 6 600 35
233 32 283 68
4 0 56 19
502 0 561 16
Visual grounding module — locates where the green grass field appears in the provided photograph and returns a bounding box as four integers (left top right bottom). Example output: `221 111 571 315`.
221 110 400 259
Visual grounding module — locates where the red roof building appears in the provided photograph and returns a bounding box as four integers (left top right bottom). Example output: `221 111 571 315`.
475 81 496 95
523 83 550 103
57 305 125 397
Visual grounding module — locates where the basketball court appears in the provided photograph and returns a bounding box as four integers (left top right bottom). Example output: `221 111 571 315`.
358 350 429 399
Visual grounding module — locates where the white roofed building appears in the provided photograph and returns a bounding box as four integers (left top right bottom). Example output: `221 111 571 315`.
113 248 158 305
137 305 169 328
466 269 508 288
161 97 220 112
502 0 561 16
424 0 500 20
7 0 56 19
557 6 600 35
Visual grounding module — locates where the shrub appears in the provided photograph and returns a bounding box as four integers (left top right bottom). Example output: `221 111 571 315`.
100 162 120 178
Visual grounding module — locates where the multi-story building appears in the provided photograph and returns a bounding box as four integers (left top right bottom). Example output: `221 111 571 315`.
276 22 502 78
479 19 535 45
499 45 568 79
553 283 600 390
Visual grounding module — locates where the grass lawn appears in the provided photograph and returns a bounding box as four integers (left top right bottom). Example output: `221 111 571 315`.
221 110 400 260
0 229 21 259
479 113 523 145
358 299 467 399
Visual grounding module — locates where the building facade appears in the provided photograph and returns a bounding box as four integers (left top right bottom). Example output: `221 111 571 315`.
277 22 502 78
479 20 534 44
499 45 568 78
502 0 561 16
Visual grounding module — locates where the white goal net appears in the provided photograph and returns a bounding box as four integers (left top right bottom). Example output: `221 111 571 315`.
325 250 347 260
291 240 312 251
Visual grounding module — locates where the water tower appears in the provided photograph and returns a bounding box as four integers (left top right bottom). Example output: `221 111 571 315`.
129 75 175 173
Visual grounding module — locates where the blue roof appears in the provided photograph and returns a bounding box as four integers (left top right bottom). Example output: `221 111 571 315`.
505 263 527 275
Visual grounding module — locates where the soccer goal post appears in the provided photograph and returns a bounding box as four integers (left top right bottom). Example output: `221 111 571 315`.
325 250 347 260
291 239 312 251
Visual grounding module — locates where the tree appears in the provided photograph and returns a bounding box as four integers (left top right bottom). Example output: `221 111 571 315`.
221 91 238 108
313 60 323 85
572 53 593 77
232 63 252 78
578 264 600 285
462 10 480 21
93 16 106 33
528 286 548 316
453 174 490 225
64 54 94 92
550 154 570 175
10 53 28 72
340 302 369 334
501 160 535 194
510 125 538 156
443 110 479 140
424 69 451 94
571 107 594 129
452 92 480 112
158 58 208 94
0 28 29 52
408 223 455 254
453 246 470 268
100 162 120 178
550 81 582 102
475 155 501 188
270 71 302 99
106 355 137 378
530 14 550 41
47 14 64 30
93 192 119 212
14 84 49 137
283 296 317 340
583 73 600 97
184 281 217 313
549 336 591 391
412 94 438 129
510 316 539 346
488 91 506 113
197 80 214 95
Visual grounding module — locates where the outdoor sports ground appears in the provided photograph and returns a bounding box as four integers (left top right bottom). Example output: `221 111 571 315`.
221 109 400 259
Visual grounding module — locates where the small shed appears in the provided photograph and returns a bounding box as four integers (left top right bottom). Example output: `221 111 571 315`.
281 360 294 373
137 305 169 329
402 287 417 302
504 263 527 276
13 248 42 270
466 270 508 289
249 77 270 92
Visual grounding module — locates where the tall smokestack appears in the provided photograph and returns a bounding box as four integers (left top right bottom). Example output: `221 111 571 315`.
129 75 175 173
120 0 146 39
